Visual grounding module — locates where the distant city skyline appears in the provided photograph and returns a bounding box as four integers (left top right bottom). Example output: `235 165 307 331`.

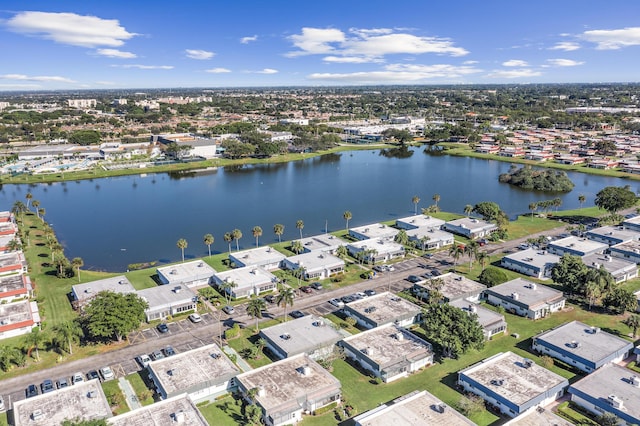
2 0 640 90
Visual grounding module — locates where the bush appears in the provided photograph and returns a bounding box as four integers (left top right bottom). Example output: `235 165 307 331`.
225 324 241 340
313 401 337 416
478 267 509 287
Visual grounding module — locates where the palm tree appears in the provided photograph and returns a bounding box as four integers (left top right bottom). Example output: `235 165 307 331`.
252 226 263 247
552 197 562 212
529 202 538 219
32 200 40 218
246 298 266 331
578 194 586 209
276 287 296 321
273 224 285 243
464 240 479 269
220 279 238 305
623 314 640 338
204 234 214 256
291 240 304 254
464 204 473 217
38 208 46 222
419 236 430 252
71 257 84 282
394 229 409 245
11 201 26 222
296 220 304 239
477 251 489 271
432 193 440 209
25 192 33 209
177 238 188 262
448 244 464 272
584 279 602 311
25 328 46 361
343 211 352 231
232 229 242 251
6 238 21 252
53 320 84 355
335 245 348 259
51 242 63 262
223 232 233 254
412 196 420 215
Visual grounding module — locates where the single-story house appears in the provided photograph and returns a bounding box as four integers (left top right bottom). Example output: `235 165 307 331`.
137 284 198 322
500 248 560 279
483 278 565 320
413 272 486 303
0 300 40 341
343 292 421 329
281 252 345 280
349 223 399 241
395 215 445 230
609 240 640 264
229 246 286 271
211 266 278 299
449 299 508 340
298 233 346 254
156 260 217 289
585 225 640 246
406 228 455 250
442 218 497 240
346 239 405 264
547 237 607 257
582 253 638 283
0 274 32 303
71 275 136 307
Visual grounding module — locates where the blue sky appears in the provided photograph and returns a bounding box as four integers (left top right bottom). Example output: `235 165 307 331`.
2 0 640 90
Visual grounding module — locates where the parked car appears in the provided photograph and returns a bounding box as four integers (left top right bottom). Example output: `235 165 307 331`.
518 243 530 250
423 253 433 259
355 292 368 299
56 378 69 389
100 366 115 381
290 310 306 319
137 354 151 368
86 370 100 381
341 295 355 304
329 298 344 308
71 372 84 385
264 294 276 303
364 289 377 297
373 265 387 272
150 350 165 361
163 346 176 357
25 384 39 398
310 282 323 290
188 313 202 323
386 265 395 272
222 305 235 315
157 323 169 333
407 275 426 284
300 286 313 293
41 379 55 394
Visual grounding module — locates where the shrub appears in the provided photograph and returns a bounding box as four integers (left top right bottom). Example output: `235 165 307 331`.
478 267 509 287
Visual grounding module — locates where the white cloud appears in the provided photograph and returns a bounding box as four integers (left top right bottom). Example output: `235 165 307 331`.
96 49 136 58
6 11 137 48
487 68 542 78
582 27 640 49
463 60 479 65
343 33 468 57
185 49 214 60
0 73 75 82
549 41 580 51
323 56 381 63
287 27 345 56
256 68 278 74
348 27 394 37
308 63 481 83
502 59 528 67
111 64 174 70
546 58 584 67
205 68 231 73
240 35 258 44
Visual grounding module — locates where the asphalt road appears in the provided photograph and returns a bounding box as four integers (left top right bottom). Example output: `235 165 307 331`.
0 219 579 410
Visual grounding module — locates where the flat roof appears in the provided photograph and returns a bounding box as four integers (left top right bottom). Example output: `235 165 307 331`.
342 324 432 367
229 246 286 267
72 275 136 301
236 354 341 413
502 248 560 271
0 274 28 294
502 408 572 426
587 225 640 243
137 284 197 309
406 227 453 242
346 292 421 324
396 214 446 229
13 379 111 426
0 222 17 234
284 251 344 272
449 299 506 330
347 239 405 256
428 272 486 301
623 216 640 227
299 233 346 252
147 343 240 395
459 352 568 406
569 363 640 420
0 251 24 268
157 260 216 283
611 239 640 253
108 394 208 426
486 279 564 309
350 223 399 240
354 390 476 426
534 320 633 364
260 315 343 356
582 252 637 275
549 236 607 254
445 217 496 232
213 266 276 290
0 299 34 327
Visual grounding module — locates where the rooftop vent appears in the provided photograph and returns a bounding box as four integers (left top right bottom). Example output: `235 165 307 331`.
364 306 377 313
301 364 312 376
280 333 291 340
167 369 175 376
257 386 266 397
391 297 401 302
522 358 534 369
456 276 463 281
210 353 220 359
393 332 404 341
491 378 505 386
173 286 182 293
468 304 478 313
172 410 186 423
118 280 125 285
198 262 204 267
608 394 624 409
170 269 177 274
529 283 537 290
434 403 447 413
31 410 44 421
362 347 375 356
568 340 581 349
511 292 519 301
87 390 97 398
312 320 325 327
591 327 600 334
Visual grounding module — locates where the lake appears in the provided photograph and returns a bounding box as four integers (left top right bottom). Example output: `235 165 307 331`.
0 147 631 271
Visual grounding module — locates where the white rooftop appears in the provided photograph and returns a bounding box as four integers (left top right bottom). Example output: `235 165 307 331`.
449 299 507 331
502 248 560 271
157 260 216 284
345 292 421 325
229 246 286 268
406 227 453 242
350 223 399 240
136 284 197 310
427 272 486 301
395 214 445 230
549 236 608 255
259 315 343 357
486 279 565 310
213 266 277 291
347 239 405 256
446 217 496 232
298 233 346 252
284 251 344 271
72 275 136 302
587 225 640 244
108 394 208 426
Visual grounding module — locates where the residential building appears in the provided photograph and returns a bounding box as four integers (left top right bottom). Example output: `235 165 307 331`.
0 251 28 275
568 363 640 425
622 215 640 232
532 321 633 373
442 218 497 239
582 253 638 283
147 343 240 402
353 390 476 426
500 248 560 279
71 275 136 307
340 324 433 383
406 227 455 250
281 252 345 280
137 284 198 321
298 233 346 254
156 260 216 289
502 408 572 426
449 300 507 340
586 225 640 246
0 299 40 340
413 272 486 303
108 394 208 426
229 246 286 271
12 379 111 426
259 315 343 360
0 274 32 303
395 215 445 230
0 222 17 236
349 223 399 241
483 278 565 320
609 240 640 264
458 352 569 418
547 236 607 257
211 266 277 299
67 99 97 108
346 239 405 264
235 354 342 426
343 291 422 329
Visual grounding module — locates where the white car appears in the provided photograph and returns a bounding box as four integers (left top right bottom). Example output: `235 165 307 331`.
329 298 344 308
72 372 84 385
137 354 151 368
100 366 115 381
188 313 202 323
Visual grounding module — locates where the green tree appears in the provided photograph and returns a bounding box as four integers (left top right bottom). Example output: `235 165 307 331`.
603 288 637 314
246 298 266 331
32 200 41 218
623 314 640 338
25 191 33 209
472 201 502 222
448 245 464 272
296 219 304 239
61 419 109 426
25 328 47 361
464 204 473 217
394 229 409 245
464 240 479 269
220 279 237 305
432 193 440 209
71 257 84 282
578 193 586 209
597 412 621 426
177 238 188 262
343 211 352 231
273 224 285 243
69 129 101 145
252 226 263 247
477 251 489 271
412 196 421 215
276 287 295 321
422 304 484 358
595 186 637 214
528 202 538 219
84 292 148 342
53 319 84 355
232 228 243 251
223 232 233 254
478 267 509 287
551 254 589 295
290 240 304 254
204 233 214 257
335 245 348 259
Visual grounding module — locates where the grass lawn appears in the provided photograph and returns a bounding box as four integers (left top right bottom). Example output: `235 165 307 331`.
127 371 155 406
0 412 7 426
198 395 246 425
505 214 564 239
556 401 599 426
225 319 282 369
101 379 130 416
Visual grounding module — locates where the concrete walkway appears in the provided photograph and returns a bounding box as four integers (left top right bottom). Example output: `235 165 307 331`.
222 345 253 372
118 377 142 410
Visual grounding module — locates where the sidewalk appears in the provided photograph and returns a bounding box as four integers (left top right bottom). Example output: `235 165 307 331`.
118 377 142 410
222 345 253 372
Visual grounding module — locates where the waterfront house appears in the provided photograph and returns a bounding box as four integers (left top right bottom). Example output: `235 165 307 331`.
137 284 198 322
281 251 345 280
297 233 346 254
349 223 399 241
346 239 405 264
442 218 497 239
156 260 216 289
585 225 640 246
395 214 445 230
212 266 278 299
71 275 136 307
229 246 286 271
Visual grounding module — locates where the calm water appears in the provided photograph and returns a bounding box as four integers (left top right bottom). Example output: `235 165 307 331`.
0 148 630 271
